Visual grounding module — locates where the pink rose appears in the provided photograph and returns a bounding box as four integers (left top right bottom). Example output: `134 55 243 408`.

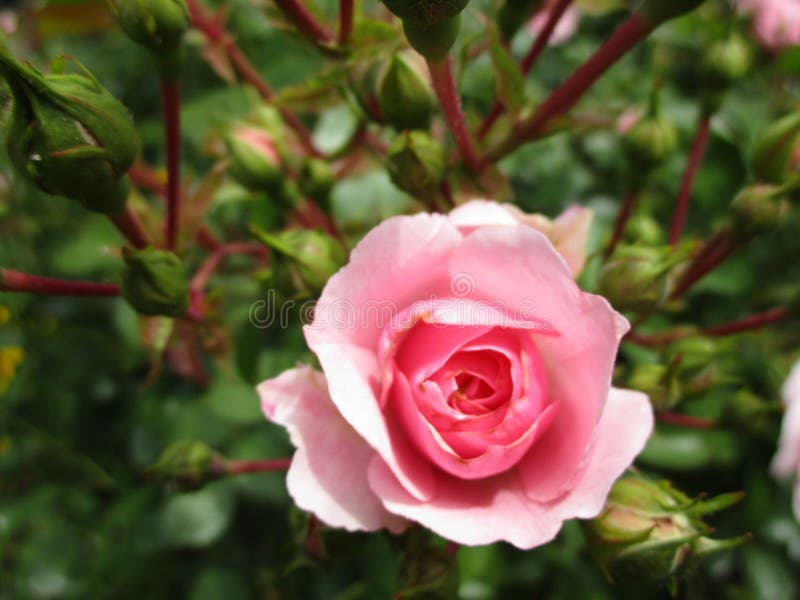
771 360 800 520
737 0 800 51
258 200 654 548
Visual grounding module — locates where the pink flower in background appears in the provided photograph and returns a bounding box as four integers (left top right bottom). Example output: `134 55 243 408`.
771 360 800 520
258 201 653 548
738 0 800 51
527 2 581 46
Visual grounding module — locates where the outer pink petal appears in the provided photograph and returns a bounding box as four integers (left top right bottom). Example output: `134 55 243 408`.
448 200 521 233
258 366 407 533
366 386 653 548
448 226 628 502
549 206 593 276
771 360 800 477
548 387 654 518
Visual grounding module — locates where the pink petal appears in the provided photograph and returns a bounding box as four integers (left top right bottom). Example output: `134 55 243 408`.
771 361 800 478
258 366 407 533
448 225 628 501
449 200 521 234
367 386 653 548
549 206 594 276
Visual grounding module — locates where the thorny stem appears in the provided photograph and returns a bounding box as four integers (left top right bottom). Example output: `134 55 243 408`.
670 232 736 299
214 457 292 475
669 111 711 245
338 0 354 45
129 161 167 198
604 188 640 258
486 12 652 162
0 269 120 297
704 305 791 337
273 0 334 46
478 0 575 140
427 56 483 173
161 79 182 250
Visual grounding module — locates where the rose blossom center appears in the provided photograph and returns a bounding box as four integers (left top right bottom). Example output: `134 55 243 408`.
388 320 556 480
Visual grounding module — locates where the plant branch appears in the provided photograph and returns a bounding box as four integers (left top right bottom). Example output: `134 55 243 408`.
604 188 640 258
338 0 354 45
669 111 711 245
427 56 483 173
273 0 334 46
704 305 791 337
486 12 652 162
186 0 322 157
0 269 120 297
478 0 575 140
109 206 151 249
213 457 292 475
161 79 182 250
656 412 716 430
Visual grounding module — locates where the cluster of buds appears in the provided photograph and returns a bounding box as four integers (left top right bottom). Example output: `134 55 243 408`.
584 472 748 586
751 112 800 185
0 49 139 215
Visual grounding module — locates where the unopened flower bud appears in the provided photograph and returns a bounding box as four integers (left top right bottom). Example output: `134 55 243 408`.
623 213 663 246
225 126 284 194
403 16 462 61
121 247 190 317
665 336 723 396
386 130 445 201
627 362 682 411
730 184 791 239
700 35 752 89
0 50 139 214
378 53 435 130
721 389 781 435
584 472 747 585
252 228 345 293
621 103 678 173
638 0 708 28
600 246 684 312
750 112 800 184
112 0 189 78
148 440 218 488
382 0 469 25
298 158 334 205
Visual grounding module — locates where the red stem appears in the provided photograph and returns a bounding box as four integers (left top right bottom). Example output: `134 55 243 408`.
128 162 167 199
0 269 120 297
670 234 735 299
604 188 639 258
656 412 716 430
478 0 575 141
704 306 790 337
338 0 354 45
161 79 182 250
669 112 711 245
187 0 322 157
427 56 483 173
487 12 653 162
109 206 151 249
273 0 334 45
221 457 292 474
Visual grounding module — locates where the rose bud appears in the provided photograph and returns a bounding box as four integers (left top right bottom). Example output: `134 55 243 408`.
664 336 723 396
584 472 747 585
121 247 190 317
386 130 446 201
225 125 284 194
700 35 752 89
599 246 684 313
0 50 139 215
620 90 678 174
623 213 663 246
638 0 708 28
378 53 435 131
402 16 462 61
729 184 791 240
627 362 682 411
751 112 800 184
381 0 469 25
112 0 189 78
147 440 218 489
721 389 781 436
298 158 335 206
251 228 345 293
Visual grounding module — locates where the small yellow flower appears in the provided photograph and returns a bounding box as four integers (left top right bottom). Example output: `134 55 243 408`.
0 346 24 394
